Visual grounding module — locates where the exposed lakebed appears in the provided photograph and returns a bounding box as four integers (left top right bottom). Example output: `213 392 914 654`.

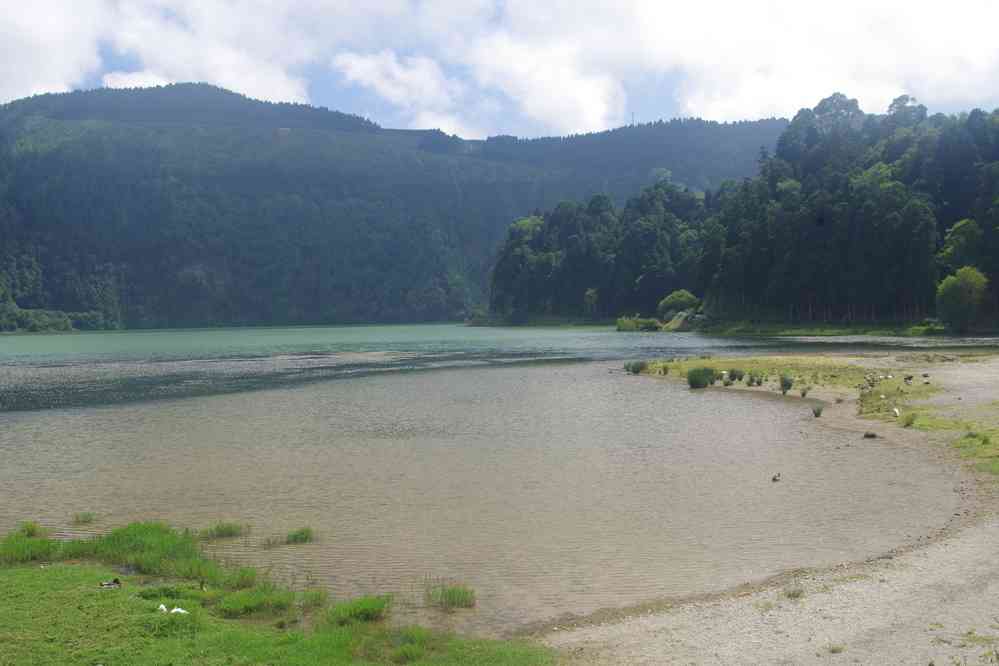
0 325 969 634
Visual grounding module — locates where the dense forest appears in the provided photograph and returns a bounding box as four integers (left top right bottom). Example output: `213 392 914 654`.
490 94 999 328
0 83 784 331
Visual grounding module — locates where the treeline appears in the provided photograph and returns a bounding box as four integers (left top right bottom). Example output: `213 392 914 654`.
490 94 999 327
0 84 782 331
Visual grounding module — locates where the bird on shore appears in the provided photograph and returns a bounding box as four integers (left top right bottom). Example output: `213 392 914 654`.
99 578 121 589
771 472 782 482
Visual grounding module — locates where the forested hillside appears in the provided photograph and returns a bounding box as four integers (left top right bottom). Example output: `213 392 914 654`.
0 83 783 331
490 94 999 328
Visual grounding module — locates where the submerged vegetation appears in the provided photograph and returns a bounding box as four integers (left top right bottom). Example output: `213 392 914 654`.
425 579 477 612
0 521 552 665
200 522 249 539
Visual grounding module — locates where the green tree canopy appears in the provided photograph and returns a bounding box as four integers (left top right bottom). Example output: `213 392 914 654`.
936 266 989 331
657 289 701 318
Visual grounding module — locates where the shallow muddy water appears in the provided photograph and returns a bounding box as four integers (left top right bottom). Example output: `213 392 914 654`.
0 326 964 634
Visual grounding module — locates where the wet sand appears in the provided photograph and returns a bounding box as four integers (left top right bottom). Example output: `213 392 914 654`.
545 353 999 664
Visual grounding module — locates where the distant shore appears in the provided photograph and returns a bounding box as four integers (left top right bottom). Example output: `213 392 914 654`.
547 349 999 664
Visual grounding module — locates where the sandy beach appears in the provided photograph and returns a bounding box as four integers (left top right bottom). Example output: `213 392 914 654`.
544 352 999 664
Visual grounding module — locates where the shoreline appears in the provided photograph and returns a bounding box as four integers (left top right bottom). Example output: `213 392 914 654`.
543 351 999 663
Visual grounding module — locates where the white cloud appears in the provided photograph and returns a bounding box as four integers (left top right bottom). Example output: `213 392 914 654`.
0 2 108 101
102 70 171 89
1 1 999 136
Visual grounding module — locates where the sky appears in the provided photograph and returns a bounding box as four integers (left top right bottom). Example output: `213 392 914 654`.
3 1 999 139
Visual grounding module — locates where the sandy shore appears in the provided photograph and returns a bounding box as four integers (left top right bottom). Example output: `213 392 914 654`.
544 352 999 664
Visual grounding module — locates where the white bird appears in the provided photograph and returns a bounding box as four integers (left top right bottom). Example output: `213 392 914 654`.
893 408 901 418
158 604 168 613
170 607 189 615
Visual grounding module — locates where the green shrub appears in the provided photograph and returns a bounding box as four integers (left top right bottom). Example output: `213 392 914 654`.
72 512 97 525
285 527 314 544
328 595 391 625
687 367 717 389
727 368 745 382
812 406 824 418
901 412 917 427
723 378 733 387
623 360 649 375
780 374 794 395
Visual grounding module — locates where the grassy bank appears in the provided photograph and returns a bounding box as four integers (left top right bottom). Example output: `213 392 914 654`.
691 320 948 337
635 352 999 477
617 314 952 336
0 522 552 665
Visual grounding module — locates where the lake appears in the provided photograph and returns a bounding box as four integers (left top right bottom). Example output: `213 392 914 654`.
0 325 971 634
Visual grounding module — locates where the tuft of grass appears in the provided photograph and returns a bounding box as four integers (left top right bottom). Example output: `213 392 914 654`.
901 412 917 427
687 367 717 389
60 522 226 585
780 374 794 396
826 644 845 654
783 587 805 600
425 579 476 611
200 522 249 540
300 587 330 610
812 405 824 418
800 386 811 398
72 512 97 526
143 606 205 638
285 527 314 544
226 567 258 590
217 583 295 618
328 595 392 625
18 522 47 538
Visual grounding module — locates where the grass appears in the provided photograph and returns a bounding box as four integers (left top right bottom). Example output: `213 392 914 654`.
328 595 392 625
648 355 870 392
812 405 824 418
425 579 477 611
217 583 296 618
72 512 97 525
616 316 660 332
691 319 948 337
783 587 805 600
826 644 845 654
200 522 249 539
0 522 553 665
285 527 315 544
